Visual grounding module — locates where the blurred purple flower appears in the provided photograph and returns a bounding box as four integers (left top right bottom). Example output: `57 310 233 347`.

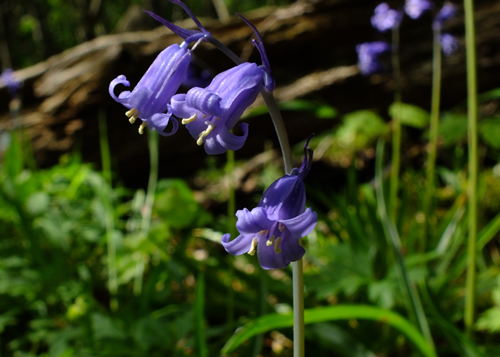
371 3 402 32
171 62 265 154
222 140 317 269
1 69 22 96
356 41 392 75
404 0 433 19
182 60 214 89
434 3 456 29
441 33 458 55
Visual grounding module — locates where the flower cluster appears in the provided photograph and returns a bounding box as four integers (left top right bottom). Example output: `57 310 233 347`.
371 3 402 32
222 140 317 269
1 69 22 96
109 0 316 270
358 1 458 75
109 0 273 154
434 3 458 55
356 42 392 75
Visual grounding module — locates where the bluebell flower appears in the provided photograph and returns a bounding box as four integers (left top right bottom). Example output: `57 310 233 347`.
1 69 22 96
441 33 458 55
222 140 317 270
433 3 456 30
170 62 265 154
109 2 209 136
371 3 402 32
170 14 274 154
404 0 433 19
109 43 192 136
356 42 392 75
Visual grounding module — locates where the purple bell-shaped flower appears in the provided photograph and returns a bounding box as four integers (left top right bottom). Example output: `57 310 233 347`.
222 140 317 269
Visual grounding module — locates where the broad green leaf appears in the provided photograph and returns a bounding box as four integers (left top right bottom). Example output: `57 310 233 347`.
222 305 436 357
337 110 388 145
25 192 50 216
438 113 468 145
389 102 430 129
479 117 500 149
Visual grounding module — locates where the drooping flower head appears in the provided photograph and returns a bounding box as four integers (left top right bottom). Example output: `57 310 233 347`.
169 15 274 154
356 41 392 75
222 139 317 269
440 33 458 55
433 3 456 30
1 69 22 96
371 3 402 32
404 0 433 19
109 1 209 136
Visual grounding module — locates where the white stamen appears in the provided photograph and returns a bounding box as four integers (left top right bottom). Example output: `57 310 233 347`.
196 123 215 146
181 113 197 124
138 121 148 134
125 108 140 124
248 237 258 256
274 237 282 254
266 235 275 246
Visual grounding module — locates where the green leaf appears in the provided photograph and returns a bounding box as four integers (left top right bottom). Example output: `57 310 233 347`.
389 102 430 129
25 192 50 216
479 118 500 149
337 110 388 146
222 305 436 357
438 113 468 145
3 132 23 178
243 100 338 119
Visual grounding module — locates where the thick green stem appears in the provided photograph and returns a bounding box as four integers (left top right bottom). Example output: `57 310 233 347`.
389 25 402 224
423 29 443 251
463 0 478 337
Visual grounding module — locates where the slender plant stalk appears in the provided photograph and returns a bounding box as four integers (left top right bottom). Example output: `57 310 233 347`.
97 109 118 310
261 90 303 357
376 141 435 353
389 25 402 224
463 0 478 337
98 109 112 185
212 31 301 356
134 130 159 295
226 149 236 336
423 29 443 251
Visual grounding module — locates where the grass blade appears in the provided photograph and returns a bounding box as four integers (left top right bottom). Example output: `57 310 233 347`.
222 305 435 357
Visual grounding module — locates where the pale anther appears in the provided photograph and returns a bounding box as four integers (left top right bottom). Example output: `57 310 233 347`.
181 113 197 125
196 123 215 146
125 108 140 124
138 121 148 135
274 237 282 254
248 237 258 256
266 235 275 246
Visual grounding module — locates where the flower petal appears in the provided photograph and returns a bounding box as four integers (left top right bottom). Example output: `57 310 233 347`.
281 231 306 263
146 112 179 136
109 75 130 103
216 123 249 152
186 88 223 118
235 207 272 234
281 208 317 239
221 233 254 256
257 235 287 270
171 94 195 118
